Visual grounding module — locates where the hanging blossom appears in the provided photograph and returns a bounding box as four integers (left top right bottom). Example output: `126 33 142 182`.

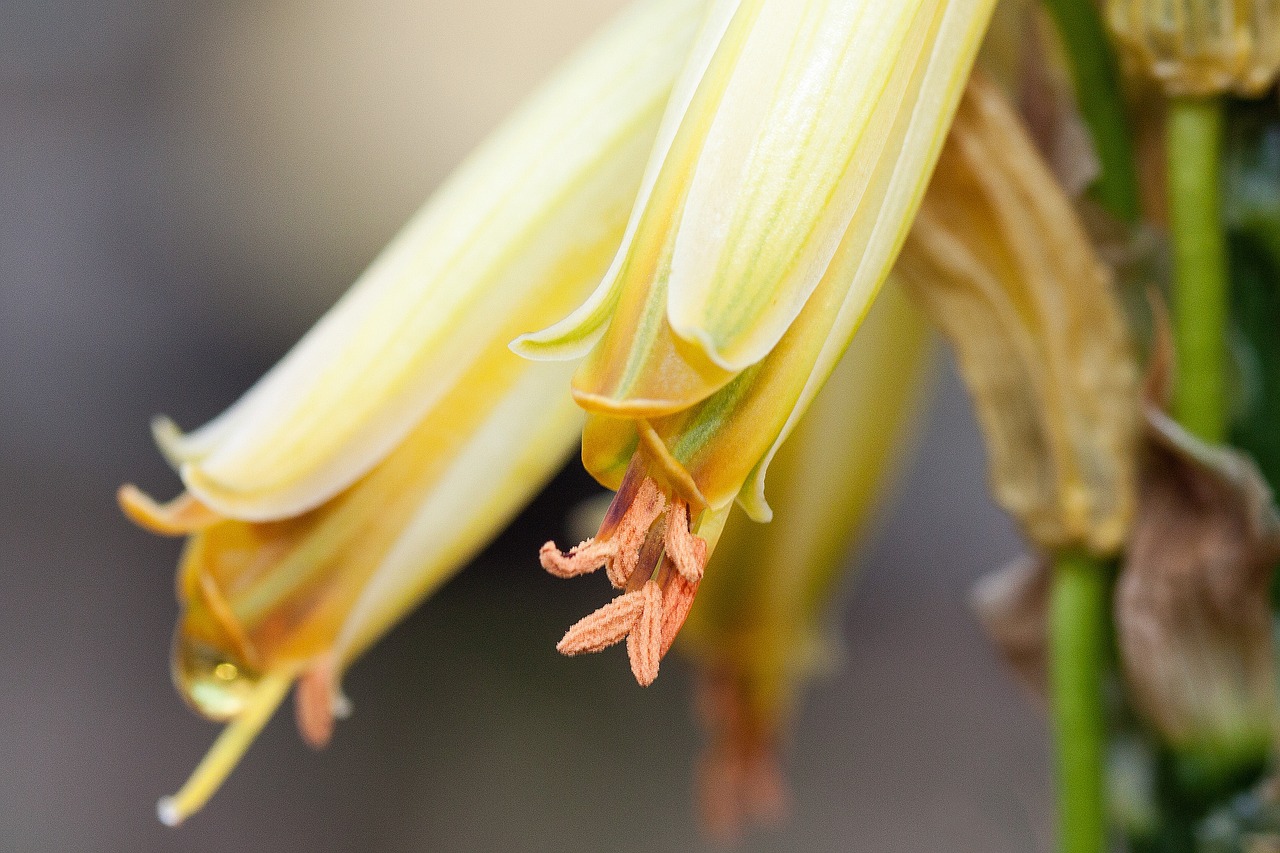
119 0 704 824
678 281 934 840
515 0 997 686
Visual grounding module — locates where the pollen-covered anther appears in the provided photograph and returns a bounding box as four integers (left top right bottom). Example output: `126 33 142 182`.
538 476 667 588
626 580 664 687
294 654 340 750
605 478 666 588
660 569 699 657
557 587 648 656
538 538 617 579
664 498 708 584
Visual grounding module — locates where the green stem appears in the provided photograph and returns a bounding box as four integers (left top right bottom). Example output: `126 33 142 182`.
1049 550 1109 853
1167 97 1228 444
1041 0 1141 223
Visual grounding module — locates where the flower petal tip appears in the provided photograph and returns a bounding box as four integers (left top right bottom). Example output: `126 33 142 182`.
150 415 190 466
666 318 744 374
508 324 605 363
118 484 222 536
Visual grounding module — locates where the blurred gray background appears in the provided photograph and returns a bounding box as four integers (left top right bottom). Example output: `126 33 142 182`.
1 1 1048 850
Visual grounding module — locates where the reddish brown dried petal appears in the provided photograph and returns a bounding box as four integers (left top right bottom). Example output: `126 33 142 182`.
626 580 663 686
660 569 700 657
608 478 667 588
970 555 1052 701
294 655 339 750
557 589 646 656
1116 408 1280 746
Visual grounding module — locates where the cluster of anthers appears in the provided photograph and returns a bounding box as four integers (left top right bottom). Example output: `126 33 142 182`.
540 458 709 686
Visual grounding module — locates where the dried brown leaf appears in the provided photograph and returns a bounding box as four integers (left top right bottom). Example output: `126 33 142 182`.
897 73 1140 554
971 555 1052 701
1117 407 1280 747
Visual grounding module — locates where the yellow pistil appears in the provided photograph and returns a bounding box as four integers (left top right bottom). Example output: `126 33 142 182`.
156 671 294 827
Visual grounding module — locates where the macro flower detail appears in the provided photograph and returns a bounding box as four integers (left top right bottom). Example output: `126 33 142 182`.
1106 0 1280 96
542 464 706 685
118 0 704 824
522 0 997 686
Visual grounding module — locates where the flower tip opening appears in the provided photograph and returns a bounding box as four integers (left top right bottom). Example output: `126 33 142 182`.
543 460 708 685
117 484 222 536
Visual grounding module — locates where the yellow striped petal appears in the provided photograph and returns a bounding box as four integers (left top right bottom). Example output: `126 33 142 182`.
139 0 708 824
573 0 993 519
158 0 703 522
665 0 941 371
511 0 743 363
159 322 584 826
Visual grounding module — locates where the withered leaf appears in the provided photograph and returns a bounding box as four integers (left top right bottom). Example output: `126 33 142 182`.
1117 406 1280 748
971 555 1052 702
897 73 1140 554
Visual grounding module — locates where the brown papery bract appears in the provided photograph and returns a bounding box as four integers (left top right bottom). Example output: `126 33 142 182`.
1116 406 1280 749
971 555 1052 703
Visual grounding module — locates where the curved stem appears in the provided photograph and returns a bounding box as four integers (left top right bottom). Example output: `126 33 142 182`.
1049 550 1109 853
1167 96 1228 444
1041 0 1141 223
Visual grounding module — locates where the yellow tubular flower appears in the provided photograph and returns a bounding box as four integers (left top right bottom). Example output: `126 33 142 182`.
1106 0 1280 96
678 282 933 840
518 0 996 685
126 0 705 524
121 0 706 825
896 73 1141 555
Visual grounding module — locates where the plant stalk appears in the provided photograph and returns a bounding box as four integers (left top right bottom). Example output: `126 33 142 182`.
1041 0 1141 223
1167 96 1228 444
1049 550 1109 853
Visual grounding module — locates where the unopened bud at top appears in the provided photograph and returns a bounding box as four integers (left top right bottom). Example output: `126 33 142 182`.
1106 0 1280 96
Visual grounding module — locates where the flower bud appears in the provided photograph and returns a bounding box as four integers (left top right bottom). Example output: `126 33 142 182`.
1106 0 1280 96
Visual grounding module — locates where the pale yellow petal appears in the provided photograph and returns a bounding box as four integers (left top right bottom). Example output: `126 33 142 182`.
164 0 703 521
666 0 933 371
